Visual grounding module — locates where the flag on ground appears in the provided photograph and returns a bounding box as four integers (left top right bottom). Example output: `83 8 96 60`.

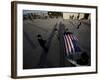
63 32 81 55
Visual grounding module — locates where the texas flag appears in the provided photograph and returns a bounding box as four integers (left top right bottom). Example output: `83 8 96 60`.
63 32 81 56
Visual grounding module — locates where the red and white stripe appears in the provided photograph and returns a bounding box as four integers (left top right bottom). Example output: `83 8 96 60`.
67 34 75 52
63 34 76 54
64 36 69 54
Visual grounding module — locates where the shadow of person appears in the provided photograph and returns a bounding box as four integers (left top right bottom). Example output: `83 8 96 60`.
77 22 81 29
37 34 48 52
37 23 58 68
76 52 89 65
37 34 49 68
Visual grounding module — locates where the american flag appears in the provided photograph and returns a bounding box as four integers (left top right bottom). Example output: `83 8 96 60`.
63 33 81 55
